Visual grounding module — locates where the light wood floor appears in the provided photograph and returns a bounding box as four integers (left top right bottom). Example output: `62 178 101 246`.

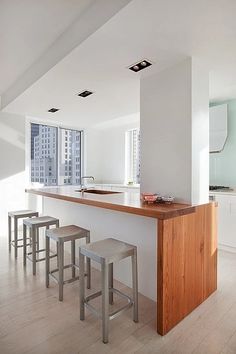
1 234 236 354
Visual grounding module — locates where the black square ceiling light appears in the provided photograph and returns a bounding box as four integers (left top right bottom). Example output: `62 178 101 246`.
129 59 152 72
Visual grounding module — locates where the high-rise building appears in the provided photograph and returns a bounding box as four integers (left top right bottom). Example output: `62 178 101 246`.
31 124 81 186
58 128 81 185
30 123 39 160
31 124 57 185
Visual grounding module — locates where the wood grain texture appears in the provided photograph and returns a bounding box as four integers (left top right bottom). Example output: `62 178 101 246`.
25 188 195 220
157 202 217 335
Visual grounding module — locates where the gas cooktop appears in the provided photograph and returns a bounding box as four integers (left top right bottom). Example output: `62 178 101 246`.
209 185 231 191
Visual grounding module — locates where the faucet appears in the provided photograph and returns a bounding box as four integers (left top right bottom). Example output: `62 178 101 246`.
80 176 95 193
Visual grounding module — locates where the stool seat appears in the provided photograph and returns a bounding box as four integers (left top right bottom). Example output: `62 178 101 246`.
46 225 89 242
8 210 38 218
8 209 39 257
23 216 58 227
80 238 136 264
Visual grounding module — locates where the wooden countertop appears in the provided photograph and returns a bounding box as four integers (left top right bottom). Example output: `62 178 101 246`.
25 186 196 220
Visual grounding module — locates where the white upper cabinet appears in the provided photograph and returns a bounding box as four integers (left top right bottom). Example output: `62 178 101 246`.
209 104 228 153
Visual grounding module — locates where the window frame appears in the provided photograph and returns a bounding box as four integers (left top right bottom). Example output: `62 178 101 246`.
28 119 84 186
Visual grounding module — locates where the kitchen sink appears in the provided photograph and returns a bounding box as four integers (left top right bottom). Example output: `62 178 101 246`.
75 189 121 195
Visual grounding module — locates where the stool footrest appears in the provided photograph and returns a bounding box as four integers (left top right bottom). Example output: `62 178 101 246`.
84 288 134 321
50 263 75 273
11 238 31 248
49 264 88 285
27 249 57 263
49 272 83 285
27 248 46 255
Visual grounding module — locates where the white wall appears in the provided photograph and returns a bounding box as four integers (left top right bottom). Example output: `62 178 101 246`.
0 111 27 234
191 58 209 204
86 113 139 184
140 58 209 204
141 59 191 202
84 128 103 183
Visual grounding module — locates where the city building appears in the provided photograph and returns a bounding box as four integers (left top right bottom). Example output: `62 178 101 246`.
31 124 81 185
58 128 81 185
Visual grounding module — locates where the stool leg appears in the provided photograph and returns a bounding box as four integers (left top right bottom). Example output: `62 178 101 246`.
55 220 59 267
8 216 11 252
23 224 27 266
132 249 138 323
71 240 76 278
36 227 39 253
46 236 50 288
86 232 91 289
79 250 85 320
102 262 109 344
109 263 113 305
8 215 11 252
58 241 64 301
56 243 59 268
32 226 36 275
45 225 49 260
14 217 18 258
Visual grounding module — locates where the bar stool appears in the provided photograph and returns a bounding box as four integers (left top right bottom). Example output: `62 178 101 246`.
8 210 39 258
45 225 91 301
23 216 59 275
79 238 138 344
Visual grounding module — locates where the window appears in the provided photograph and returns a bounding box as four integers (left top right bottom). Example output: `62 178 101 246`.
125 129 140 184
58 128 82 185
30 123 82 186
31 123 57 186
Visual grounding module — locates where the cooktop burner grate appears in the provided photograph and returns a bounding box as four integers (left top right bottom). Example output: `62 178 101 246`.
209 185 230 191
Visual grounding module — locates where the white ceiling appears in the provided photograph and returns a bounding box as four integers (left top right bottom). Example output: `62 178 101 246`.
0 0 97 95
3 0 236 127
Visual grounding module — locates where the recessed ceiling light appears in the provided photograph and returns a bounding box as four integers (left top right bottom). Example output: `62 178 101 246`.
48 108 59 113
129 59 152 72
78 90 93 98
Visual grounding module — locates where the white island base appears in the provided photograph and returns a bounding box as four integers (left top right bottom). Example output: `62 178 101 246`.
31 195 157 301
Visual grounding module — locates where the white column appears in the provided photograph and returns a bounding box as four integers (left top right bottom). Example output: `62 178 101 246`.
140 58 209 204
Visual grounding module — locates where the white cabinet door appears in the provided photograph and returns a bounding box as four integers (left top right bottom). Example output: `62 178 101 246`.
210 104 228 153
214 194 236 248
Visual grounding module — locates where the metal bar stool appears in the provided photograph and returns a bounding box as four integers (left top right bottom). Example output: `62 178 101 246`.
23 216 59 275
8 210 39 258
79 238 138 344
45 225 91 301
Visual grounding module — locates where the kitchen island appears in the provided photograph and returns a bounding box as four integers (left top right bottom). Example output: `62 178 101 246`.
26 186 217 335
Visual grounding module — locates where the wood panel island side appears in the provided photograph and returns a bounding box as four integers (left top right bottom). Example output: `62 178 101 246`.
26 187 217 335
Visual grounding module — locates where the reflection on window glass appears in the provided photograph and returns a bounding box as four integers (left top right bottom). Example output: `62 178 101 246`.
30 123 82 186
31 123 57 185
59 128 81 185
